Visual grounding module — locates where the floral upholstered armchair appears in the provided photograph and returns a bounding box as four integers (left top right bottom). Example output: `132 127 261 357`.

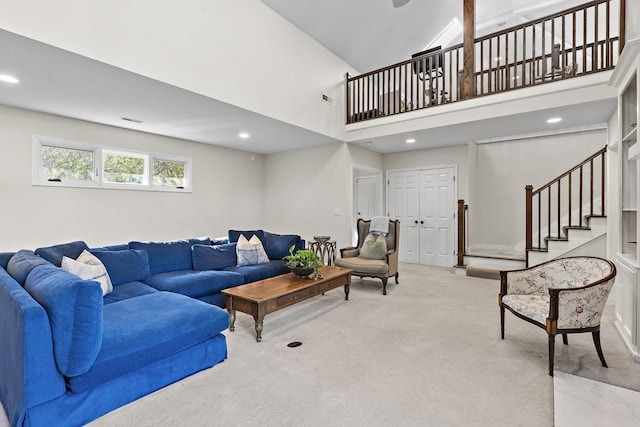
499 256 616 376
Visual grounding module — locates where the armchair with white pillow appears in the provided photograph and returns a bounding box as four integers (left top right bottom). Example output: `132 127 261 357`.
335 218 400 295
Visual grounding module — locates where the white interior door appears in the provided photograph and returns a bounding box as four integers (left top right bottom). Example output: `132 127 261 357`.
356 176 376 220
388 167 456 267
419 168 455 267
388 170 420 263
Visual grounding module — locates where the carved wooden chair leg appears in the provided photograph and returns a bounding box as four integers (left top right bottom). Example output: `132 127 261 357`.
548 334 556 376
500 306 505 339
562 334 568 345
592 331 608 368
395 272 399 284
381 277 388 295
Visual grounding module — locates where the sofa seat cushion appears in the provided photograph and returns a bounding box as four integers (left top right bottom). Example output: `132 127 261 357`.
103 281 158 305
143 269 245 297
224 260 290 283
501 294 550 326
25 264 103 377
35 241 89 267
129 238 211 274
335 257 389 275
66 292 229 393
6 250 50 285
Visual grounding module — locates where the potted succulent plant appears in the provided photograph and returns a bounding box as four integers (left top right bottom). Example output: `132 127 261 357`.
283 245 324 279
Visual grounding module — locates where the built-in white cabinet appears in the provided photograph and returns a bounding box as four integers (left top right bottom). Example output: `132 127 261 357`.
612 39 640 362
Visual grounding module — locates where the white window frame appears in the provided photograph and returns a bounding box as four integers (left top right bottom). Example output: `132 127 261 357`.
151 154 192 191
32 135 192 193
102 148 150 187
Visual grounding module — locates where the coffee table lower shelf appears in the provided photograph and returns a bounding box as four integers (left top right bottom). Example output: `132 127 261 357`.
222 266 352 342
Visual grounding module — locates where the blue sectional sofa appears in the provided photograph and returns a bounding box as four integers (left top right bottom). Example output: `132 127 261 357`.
0 231 303 426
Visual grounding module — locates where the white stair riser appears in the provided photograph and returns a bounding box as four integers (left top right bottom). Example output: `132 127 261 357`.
528 217 607 266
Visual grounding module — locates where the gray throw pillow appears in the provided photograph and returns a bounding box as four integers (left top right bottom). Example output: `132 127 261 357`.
359 233 388 260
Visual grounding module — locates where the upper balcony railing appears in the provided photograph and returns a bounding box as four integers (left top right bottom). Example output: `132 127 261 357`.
346 0 622 124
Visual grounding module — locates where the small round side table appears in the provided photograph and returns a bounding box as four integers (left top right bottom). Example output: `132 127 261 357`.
308 240 337 266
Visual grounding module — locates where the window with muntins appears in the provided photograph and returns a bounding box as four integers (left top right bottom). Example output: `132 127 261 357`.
33 135 192 192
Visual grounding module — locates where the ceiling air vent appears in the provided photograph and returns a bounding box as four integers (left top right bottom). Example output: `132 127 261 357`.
121 117 144 124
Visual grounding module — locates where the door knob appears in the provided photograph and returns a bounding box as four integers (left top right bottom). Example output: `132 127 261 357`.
414 220 419 224
420 221 424 224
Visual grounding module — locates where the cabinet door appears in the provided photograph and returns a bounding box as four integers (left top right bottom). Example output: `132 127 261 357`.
615 258 638 349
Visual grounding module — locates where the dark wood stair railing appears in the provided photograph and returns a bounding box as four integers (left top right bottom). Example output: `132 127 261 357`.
346 0 622 124
525 146 607 266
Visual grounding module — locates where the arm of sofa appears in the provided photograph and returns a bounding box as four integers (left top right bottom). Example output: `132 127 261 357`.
0 269 66 426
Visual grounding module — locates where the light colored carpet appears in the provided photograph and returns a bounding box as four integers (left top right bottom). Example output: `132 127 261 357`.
89 263 556 426
3 263 637 426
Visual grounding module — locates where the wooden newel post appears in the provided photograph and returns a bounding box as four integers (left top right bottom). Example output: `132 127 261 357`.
345 73 351 124
525 185 533 252
457 199 466 267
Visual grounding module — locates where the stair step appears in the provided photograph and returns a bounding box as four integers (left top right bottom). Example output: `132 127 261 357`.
465 264 503 280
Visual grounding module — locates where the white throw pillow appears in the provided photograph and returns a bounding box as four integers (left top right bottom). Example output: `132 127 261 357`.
61 250 113 296
236 234 270 266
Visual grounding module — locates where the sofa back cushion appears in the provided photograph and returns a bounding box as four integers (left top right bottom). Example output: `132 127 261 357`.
35 241 89 267
228 230 265 244
263 232 303 260
0 252 14 269
90 249 151 286
24 264 103 377
129 238 211 274
192 243 237 271
7 250 50 285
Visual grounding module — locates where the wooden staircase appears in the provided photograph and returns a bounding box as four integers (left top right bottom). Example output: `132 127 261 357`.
527 214 607 266
525 147 607 266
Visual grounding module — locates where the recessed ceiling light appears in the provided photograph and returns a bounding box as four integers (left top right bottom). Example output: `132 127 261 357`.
406 138 416 144
0 74 19 84
494 56 503 62
239 132 250 139
547 117 562 124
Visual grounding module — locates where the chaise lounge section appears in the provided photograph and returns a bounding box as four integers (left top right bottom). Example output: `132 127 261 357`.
0 230 304 426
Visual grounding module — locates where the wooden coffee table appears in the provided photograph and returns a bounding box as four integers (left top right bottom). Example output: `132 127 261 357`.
222 266 352 342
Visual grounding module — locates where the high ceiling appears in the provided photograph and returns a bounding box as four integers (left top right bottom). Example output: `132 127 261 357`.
261 0 589 72
0 0 618 155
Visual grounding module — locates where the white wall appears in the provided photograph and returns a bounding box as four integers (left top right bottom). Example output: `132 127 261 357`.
0 0 357 141
627 1 640 42
469 129 607 252
383 144 469 201
263 143 383 251
0 106 264 251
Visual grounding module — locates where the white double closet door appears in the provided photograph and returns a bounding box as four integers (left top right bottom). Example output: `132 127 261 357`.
388 167 456 267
